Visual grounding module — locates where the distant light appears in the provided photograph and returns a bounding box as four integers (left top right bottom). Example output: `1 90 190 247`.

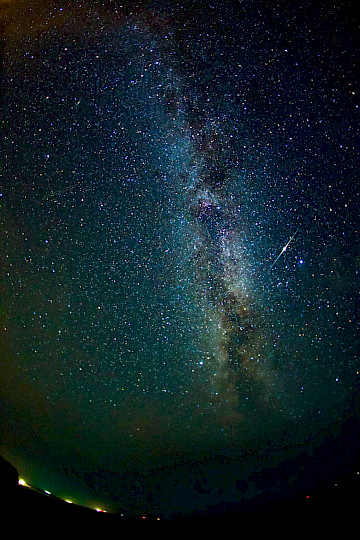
44 490 51 495
18 479 29 487
65 500 73 504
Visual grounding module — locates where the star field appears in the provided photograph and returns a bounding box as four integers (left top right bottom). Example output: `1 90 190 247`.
0 0 359 518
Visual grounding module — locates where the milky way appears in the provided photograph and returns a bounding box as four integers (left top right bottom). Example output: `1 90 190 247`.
1 1 359 518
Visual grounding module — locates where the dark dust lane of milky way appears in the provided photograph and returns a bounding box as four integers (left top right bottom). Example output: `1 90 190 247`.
0 0 359 519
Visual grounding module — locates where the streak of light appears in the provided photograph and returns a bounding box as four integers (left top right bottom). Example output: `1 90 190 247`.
268 229 298 272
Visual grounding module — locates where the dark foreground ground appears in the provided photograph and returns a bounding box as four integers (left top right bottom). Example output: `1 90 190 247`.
1 415 360 527
0 452 359 528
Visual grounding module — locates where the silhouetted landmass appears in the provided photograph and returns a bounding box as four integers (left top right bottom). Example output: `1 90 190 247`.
0 454 18 490
0 414 359 526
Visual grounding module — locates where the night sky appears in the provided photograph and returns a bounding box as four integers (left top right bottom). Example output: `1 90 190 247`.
0 0 359 519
